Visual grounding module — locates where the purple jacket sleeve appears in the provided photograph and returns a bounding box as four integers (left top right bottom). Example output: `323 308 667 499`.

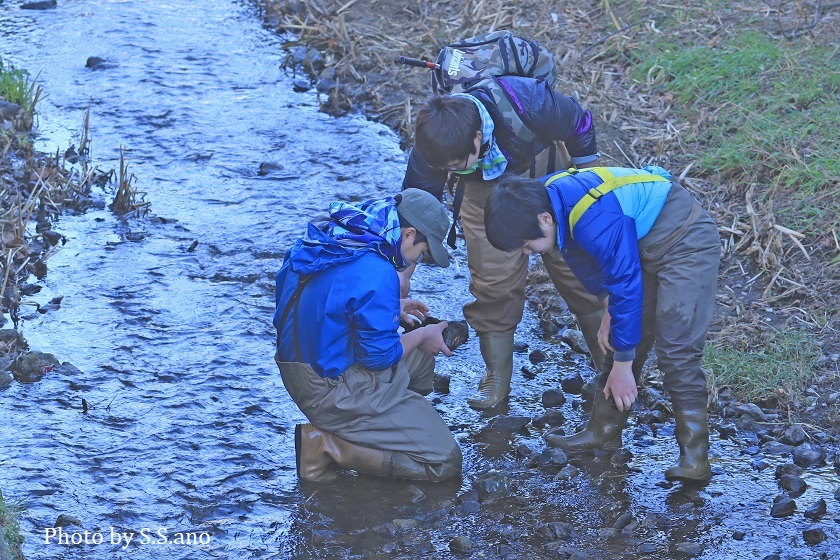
401 147 449 199
515 79 599 165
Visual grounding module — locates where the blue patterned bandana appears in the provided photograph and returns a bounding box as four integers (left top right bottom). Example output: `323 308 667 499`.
325 197 407 269
452 93 508 180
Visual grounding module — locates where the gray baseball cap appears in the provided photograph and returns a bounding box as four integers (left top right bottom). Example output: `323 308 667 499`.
397 188 451 267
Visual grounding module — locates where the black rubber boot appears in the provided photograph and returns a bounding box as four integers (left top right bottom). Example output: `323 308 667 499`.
665 409 712 482
545 387 629 451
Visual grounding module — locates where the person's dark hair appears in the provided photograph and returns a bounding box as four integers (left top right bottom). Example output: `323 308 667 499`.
485 174 553 252
395 194 428 245
415 95 482 169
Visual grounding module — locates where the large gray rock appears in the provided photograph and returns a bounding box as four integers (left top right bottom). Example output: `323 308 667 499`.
472 470 512 502
792 443 826 468
735 403 765 421
11 351 60 383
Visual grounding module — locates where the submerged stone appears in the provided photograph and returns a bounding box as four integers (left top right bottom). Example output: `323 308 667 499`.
802 527 828 545
792 443 826 468
448 535 473 554
534 521 573 541
777 474 807 496
560 372 584 394
11 351 60 383
770 496 796 517
542 388 565 407
472 470 512 502
774 463 804 479
804 499 826 520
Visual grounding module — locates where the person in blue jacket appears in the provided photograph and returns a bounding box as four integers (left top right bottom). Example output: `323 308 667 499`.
402 76 607 411
483 166 721 482
273 189 462 482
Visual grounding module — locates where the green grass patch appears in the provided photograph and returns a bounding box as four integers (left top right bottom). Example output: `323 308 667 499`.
703 328 822 402
0 491 25 560
0 58 44 115
630 28 840 231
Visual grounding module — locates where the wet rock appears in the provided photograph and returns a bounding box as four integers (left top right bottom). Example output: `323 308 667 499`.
391 518 416 531
542 389 565 408
620 519 639 535
638 543 658 553
804 498 827 520
54 514 82 528
258 162 284 176
774 463 804 479
441 320 469 351
675 542 703 555
521 365 536 380
42 230 63 246
751 458 770 471
0 99 32 131
85 56 112 70
770 495 796 517
781 424 808 446
736 403 765 421
610 448 633 466
580 381 596 402
513 341 529 353
792 443 826 468
777 474 807 496
448 535 473 554
515 443 532 457
433 373 450 394
0 371 12 390
292 78 310 92
835 487 840 502
291 47 325 72
761 441 793 455
529 349 547 364
732 530 746 540
472 470 512 502
834 454 840 472
560 372 584 394
560 328 589 354
11 351 60 383
555 464 578 479
533 409 565 428
487 415 531 431
453 500 480 516
762 555 780 560
612 511 634 530
455 489 478 504
21 0 57 9
537 448 568 471
638 409 664 425
802 527 828 545
535 521 573 540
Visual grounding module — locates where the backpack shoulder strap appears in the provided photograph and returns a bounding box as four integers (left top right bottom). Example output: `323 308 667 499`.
544 168 669 238
276 273 316 361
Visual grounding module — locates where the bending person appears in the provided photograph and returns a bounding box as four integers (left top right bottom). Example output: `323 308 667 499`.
273 189 462 482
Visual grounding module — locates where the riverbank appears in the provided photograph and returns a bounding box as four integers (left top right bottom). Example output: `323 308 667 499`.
262 0 840 432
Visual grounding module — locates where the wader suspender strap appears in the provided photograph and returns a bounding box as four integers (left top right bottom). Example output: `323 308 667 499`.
543 168 668 239
276 274 315 361
447 175 465 249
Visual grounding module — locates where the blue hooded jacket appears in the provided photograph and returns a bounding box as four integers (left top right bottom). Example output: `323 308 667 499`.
273 198 407 378
545 167 672 362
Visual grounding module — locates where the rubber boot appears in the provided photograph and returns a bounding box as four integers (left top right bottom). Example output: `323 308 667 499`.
574 309 607 374
295 423 339 482
467 329 515 410
546 385 629 451
664 409 712 482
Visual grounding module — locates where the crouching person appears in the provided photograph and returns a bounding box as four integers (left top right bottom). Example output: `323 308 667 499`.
273 189 462 482
484 167 720 482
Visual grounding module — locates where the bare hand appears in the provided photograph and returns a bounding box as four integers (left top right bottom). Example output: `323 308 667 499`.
400 298 428 326
603 361 636 412
597 309 614 356
417 321 452 357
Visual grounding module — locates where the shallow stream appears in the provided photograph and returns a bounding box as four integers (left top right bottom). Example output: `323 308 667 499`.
0 1 837 558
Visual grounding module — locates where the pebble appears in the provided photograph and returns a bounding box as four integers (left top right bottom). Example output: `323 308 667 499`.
453 501 480 516
835 487 840 502
533 408 565 427
735 403 765 421
542 389 566 408
534 521 573 540
770 496 796 517
555 464 578 479
761 441 793 455
762 555 781 560
472 470 512 502
529 349 547 363
433 373 450 394
449 535 473 554
513 341 529 353
391 518 417 531
804 499 827 520
292 78 310 92
560 372 584 394
515 443 533 457
612 512 634 530
781 424 808 446
54 514 82 528
487 415 531 431
560 328 589 354
777 474 807 496
792 442 826 468
732 530 746 540
774 463 804 479
802 527 828 545
0 371 12 390
537 448 569 471
675 542 704 555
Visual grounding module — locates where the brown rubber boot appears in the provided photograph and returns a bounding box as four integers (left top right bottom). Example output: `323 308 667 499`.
574 309 608 374
295 423 338 482
467 329 515 410
664 409 712 482
546 387 629 451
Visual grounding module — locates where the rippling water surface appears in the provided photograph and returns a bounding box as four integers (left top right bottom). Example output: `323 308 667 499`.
0 1 837 559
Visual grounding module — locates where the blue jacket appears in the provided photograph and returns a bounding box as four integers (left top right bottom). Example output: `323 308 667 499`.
403 76 599 197
545 167 672 362
273 198 408 378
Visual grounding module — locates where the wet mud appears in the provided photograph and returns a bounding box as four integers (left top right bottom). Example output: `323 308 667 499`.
0 0 837 559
